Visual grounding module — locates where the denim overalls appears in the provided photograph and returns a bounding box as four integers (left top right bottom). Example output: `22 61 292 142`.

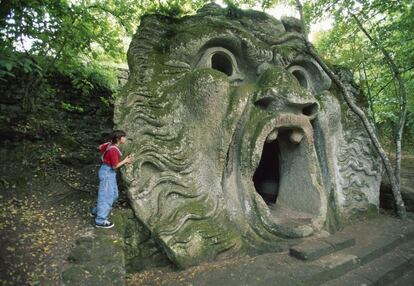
94 164 119 224
92 145 120 224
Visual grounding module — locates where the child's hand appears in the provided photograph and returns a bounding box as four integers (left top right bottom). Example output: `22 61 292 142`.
125 154 134 164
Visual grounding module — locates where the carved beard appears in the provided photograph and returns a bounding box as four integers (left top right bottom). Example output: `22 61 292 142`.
115 6 381 268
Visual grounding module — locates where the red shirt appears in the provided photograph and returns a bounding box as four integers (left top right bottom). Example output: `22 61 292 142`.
100 143 122 168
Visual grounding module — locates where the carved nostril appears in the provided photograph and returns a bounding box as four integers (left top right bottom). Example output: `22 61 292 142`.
302 102 319 118
254 96 275 110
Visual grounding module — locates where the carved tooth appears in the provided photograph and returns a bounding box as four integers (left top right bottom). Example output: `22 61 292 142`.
266 129 278 143
289 130 303 144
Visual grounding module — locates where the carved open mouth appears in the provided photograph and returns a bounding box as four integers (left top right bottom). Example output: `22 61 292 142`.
249 114 326 237
254 127 320 222
223 107 326 239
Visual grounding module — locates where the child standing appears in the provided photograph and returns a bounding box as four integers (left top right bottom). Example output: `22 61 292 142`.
92 130 133 228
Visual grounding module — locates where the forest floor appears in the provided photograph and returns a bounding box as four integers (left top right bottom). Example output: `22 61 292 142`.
0 141 102 285
0 139 413 285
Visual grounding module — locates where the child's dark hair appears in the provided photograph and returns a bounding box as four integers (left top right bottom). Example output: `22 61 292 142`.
110 130 126 144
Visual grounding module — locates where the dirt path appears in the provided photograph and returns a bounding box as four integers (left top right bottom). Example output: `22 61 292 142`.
0 143 102 285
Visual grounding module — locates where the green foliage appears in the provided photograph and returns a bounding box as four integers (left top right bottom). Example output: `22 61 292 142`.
99 96 112 107
2 0 410 141
63 62 120 94
1 0 131 63
308 0 414 140
0 46 43 80
224 0 295 11
0 0 213 109
145 0 208 17
61 102 84 113
1 0 211 66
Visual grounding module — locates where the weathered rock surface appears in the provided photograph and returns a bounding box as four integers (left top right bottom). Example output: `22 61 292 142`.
61 209 171 285
115 3 382 267
62 230 125 286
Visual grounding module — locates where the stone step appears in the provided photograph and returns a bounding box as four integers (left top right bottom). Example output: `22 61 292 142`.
295 253 360 285
346 223 414 265
291 223 414 285
322 240 414 286
389 269 414 286
61 228 126 286
289 234 355 261
131 215 414 286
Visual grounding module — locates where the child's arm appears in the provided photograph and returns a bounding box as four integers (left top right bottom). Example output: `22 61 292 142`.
114 155 133 169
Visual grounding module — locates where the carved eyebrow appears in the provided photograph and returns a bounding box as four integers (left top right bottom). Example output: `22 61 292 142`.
200 35 242 56
240 37 273 67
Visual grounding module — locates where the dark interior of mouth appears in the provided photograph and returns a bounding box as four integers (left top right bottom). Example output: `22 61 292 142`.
253 139 280 204
252 128 322 228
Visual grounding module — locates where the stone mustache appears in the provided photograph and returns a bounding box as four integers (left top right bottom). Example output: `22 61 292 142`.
115 4 381 268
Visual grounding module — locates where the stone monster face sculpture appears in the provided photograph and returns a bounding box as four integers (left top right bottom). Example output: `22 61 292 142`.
115 4 381 267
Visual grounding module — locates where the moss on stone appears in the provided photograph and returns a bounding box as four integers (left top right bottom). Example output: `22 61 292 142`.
324 189 345 233
110 208 172 273
111 209 133 236
273 44 304 62
168 218 243 268
366 204 379 218
61 266 89 284
68 245 92 263
257 67 305 97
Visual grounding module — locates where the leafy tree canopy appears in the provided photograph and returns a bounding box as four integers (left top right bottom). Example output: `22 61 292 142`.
0 0 212 89
307 0 414 137
1 0 412 140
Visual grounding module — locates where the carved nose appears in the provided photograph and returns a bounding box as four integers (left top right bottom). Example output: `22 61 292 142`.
254 91 320 119
255 68 320 119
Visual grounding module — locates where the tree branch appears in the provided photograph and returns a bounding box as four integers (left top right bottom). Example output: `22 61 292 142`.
361 61 378 131
296 0 407 219
373 78 393 98
351 13 408 190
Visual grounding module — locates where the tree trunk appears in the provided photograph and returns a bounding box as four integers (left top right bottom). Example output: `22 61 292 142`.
294 0 407 219
295 0 308 39
351 14 408 189
361 62 378 133
307 46 406 219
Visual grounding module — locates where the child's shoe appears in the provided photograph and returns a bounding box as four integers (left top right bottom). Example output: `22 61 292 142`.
95 220 114 229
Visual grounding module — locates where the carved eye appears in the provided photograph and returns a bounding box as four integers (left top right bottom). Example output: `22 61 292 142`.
292 70 308 89
196 47 244 82
287 59 332 94
211 53 233 76
288 66 310 89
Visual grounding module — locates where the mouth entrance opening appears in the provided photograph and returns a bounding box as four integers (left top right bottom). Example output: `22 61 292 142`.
253 139 280 205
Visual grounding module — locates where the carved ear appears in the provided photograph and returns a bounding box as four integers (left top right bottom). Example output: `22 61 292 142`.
288 56 332 94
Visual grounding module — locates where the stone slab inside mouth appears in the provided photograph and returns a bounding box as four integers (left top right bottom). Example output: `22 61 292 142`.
253 127 320 225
